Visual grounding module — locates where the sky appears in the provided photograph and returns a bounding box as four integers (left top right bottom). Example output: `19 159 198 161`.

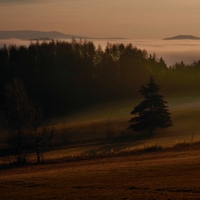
1 0 200 39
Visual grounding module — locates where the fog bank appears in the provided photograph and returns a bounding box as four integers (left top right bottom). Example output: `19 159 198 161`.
1 39 200 66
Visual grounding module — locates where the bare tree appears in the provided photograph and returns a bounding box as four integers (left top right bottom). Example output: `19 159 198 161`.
3 78 54 163
30 114 55 163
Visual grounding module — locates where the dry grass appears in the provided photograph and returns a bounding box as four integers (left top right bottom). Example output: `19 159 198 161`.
51 96 200 147
1 149 200 199
1 97 200 199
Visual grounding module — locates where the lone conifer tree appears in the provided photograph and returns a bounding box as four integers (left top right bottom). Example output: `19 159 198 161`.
129 76 172 135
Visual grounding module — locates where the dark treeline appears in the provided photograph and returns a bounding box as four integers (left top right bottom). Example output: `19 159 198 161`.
0 39 200 117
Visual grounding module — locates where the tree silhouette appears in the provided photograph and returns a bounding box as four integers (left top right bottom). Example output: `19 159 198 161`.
3 78 54 163
2 40 198 118
3 78 33 163
128 77 172 135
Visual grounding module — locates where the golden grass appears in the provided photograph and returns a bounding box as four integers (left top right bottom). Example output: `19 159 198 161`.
2 96 200 165
1 97 200 199
1 149 200 199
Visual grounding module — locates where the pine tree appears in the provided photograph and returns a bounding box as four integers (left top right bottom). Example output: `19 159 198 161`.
129 76 172 135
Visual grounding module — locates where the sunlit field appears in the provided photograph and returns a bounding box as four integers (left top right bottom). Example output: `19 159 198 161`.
1 95 200 199
1 96 200 162
1 38 200 199
30 96 200 161
1 148 200 199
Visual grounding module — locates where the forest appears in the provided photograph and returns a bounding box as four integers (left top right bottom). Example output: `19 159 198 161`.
0 39 200 118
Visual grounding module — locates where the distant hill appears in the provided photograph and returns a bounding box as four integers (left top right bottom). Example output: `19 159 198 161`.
0 30 88 40
0 30 126 41
163 35 200 40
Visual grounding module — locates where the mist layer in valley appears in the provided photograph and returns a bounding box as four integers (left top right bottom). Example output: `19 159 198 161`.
1 39 200 66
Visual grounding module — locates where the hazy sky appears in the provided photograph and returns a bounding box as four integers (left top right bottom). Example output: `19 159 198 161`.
1 0 200 39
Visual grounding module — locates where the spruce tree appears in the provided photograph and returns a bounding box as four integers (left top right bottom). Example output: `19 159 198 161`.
129 76 172 135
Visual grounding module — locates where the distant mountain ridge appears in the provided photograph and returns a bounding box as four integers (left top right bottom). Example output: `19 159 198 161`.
0 30 126 40
0 30 88 40
163 35 200 40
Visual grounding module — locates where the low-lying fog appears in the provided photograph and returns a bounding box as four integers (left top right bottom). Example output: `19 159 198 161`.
1 38 200 66
93 39 200 66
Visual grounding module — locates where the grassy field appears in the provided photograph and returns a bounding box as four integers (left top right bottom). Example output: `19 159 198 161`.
1 96 200 199
1 148 200 199
50 96 200 152
1 96 200 162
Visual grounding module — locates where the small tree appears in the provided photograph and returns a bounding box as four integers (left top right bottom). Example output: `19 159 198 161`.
30 111 55 163
128 76 172 135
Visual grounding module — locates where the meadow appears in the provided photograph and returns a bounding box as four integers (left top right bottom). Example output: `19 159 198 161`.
1 145 200 199
1 37 200 199
1 94 200 199
1 96 200 162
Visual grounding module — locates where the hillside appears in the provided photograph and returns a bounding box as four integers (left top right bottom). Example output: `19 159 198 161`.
0 30 87 40
1 149 200 199
0 30 126 40
163 35 200 40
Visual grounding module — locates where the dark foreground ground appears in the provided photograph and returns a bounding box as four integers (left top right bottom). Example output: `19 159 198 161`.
1 148 200 200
